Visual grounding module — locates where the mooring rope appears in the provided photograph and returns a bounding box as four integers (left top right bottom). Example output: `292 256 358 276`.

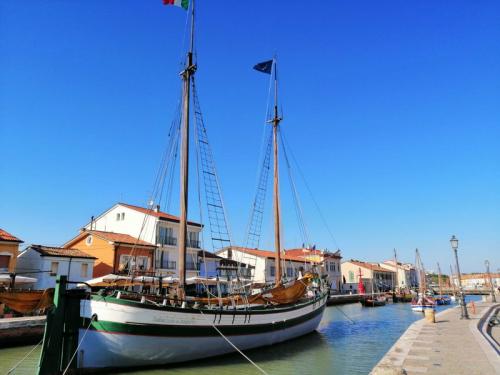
6 337 44 374
333 305 356 324
61 314 96 375
198 309 269 375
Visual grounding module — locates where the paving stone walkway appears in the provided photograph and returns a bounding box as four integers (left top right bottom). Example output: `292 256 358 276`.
371 300 500 375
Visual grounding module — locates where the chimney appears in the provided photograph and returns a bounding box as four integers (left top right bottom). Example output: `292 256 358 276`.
154 204 160 213
90 216 95 230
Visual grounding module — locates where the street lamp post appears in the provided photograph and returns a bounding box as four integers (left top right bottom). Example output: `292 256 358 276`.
450 235 469 319
485 260 496 303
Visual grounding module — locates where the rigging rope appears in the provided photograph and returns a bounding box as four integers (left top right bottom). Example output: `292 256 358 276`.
6 337 44 374
280 131 340 250
62 314 96 375
198 310 269 375
279 130 310 248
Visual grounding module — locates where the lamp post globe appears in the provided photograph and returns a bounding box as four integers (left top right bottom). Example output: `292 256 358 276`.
450 235 469 319
450 235 458 251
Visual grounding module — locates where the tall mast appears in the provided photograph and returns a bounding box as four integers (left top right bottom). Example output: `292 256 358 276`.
437 262 443 297
271 59 283 287
416 248 425 294
178 0 196 296
393 248 399 290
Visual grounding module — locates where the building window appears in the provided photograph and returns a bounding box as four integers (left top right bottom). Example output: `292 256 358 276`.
81 263 88 277
188 231 200 248
116 213 121 221
270 266 275 277
121 212 125 220
86 235 93 246
286 267 293 278
119 255 132 272
50 262 59 276
158 227 176 246
348 270 354 282
0 255 10 272
136 256 149 270
158 251 176 269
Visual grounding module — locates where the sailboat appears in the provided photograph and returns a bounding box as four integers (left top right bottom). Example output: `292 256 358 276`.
449 264 457 302
360 264 386 307
37 1 327 373
434 262 451 305
411 249 436 312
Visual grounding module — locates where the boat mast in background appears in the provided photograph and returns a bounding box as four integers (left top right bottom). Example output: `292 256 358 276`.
437 262 443 297
178 0 196 297
393 248 399 290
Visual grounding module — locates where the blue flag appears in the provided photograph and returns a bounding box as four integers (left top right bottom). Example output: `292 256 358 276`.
253 60 273 74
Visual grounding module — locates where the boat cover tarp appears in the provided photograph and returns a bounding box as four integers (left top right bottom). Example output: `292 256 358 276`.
0 288 54 313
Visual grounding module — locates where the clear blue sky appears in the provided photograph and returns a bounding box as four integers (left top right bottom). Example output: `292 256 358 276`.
1 1 499 273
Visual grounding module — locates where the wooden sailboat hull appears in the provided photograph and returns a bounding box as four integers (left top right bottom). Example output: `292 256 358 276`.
76 293 327 370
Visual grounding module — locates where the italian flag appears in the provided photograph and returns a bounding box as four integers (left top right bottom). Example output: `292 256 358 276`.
163 0 189 10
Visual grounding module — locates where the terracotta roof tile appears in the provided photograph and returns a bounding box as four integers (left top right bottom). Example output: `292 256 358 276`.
345 260 393 273
87 230 156 247
30 245 96 259
119 203 202 227
0 228 23 243
229 246 319 263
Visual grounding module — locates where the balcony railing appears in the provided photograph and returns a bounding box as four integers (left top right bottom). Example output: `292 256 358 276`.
159 236 177 246
160 261 177 270
187 240 201 249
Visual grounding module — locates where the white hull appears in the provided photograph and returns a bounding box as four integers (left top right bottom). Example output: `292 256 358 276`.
411 305 435 312
76 294 327 369
78 311 322 368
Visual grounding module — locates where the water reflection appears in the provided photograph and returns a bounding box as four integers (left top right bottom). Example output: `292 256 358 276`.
0 296 482 375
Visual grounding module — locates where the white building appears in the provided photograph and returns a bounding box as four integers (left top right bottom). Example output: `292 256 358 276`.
216 246 320 284
16 245 96 289
380 260 418 289
341 260 396 293
451 273 500 290
84 202 203 278
284 248 342 293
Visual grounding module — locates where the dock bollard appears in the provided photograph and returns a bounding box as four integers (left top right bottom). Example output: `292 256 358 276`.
424 308 435 323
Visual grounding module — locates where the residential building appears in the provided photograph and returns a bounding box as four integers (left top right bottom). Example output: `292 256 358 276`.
70 202 203 278
342 259 396 293
380 260 418 289
451 273 500 290
284 248 342 292
216 246 320 284
64 230 156 278
0 229 23 273
217 257 252 280
16 245 96 289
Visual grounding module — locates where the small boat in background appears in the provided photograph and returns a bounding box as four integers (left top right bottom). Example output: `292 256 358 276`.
359 266 386 307
361 296 386 307
411 295 436 312
411 249 436 312
434 262 451 305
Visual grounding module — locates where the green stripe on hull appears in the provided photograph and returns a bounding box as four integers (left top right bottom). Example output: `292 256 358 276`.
85 304 325 337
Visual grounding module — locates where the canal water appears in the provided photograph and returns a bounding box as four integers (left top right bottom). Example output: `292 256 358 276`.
0 296 482 375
